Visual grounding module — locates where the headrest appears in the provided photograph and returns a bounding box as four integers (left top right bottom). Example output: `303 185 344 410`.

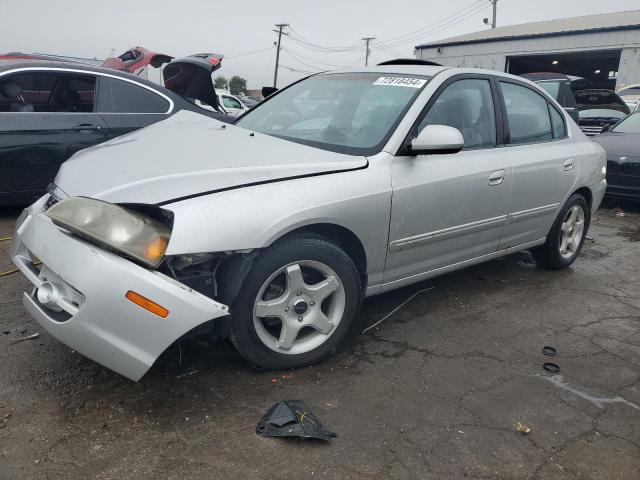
0 80 23 98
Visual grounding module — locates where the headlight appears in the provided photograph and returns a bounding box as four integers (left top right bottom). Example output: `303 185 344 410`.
47 197 171 268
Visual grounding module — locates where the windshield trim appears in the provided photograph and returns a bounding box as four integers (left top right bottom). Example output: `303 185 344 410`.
234 71 432 156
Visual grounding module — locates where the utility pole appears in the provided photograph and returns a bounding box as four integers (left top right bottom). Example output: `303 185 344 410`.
489 0 497 29
362 37 375 66
273 23 289 88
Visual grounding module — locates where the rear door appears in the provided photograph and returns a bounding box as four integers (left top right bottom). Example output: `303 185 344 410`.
0 70 108 204
95 75 173 139
497 79 578 248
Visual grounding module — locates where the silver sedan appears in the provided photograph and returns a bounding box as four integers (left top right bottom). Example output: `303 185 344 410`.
12 62 606 380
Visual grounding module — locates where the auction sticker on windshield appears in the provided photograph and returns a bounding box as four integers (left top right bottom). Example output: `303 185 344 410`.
373 77 427 88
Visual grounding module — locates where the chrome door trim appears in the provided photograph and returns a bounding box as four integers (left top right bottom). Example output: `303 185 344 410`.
0 66 174 115
377 237 546 295
506 203 559 223
389 214 507 253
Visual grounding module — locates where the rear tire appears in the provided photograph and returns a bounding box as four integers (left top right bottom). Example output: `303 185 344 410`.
219 233 362 370
531 194 590 269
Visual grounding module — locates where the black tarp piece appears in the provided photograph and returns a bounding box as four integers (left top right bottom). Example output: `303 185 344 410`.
256 400 336 441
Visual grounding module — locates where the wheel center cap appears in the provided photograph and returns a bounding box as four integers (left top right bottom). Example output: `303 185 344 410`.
293 300 308 315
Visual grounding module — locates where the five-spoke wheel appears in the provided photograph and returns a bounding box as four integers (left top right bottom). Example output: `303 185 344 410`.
222 234 362 370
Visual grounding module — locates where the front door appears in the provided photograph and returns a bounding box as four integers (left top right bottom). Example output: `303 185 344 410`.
0 70 108 204
384 77 511 286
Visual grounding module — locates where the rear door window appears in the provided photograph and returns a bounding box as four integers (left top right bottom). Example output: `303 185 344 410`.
500 81 552 144
549 105 567 139
97 77 170 113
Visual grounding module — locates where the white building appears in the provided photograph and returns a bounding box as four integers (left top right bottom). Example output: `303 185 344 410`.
415 10 640 90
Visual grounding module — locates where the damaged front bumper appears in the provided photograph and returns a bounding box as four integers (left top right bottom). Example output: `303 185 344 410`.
11 196 229 381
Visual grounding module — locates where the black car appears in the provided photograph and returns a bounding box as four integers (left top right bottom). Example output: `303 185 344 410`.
0 54 231 205
521 72 579 123
593 112 640 199
574 89 630 136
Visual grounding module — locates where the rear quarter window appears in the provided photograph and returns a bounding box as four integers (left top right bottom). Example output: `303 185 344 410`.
97 77 170 113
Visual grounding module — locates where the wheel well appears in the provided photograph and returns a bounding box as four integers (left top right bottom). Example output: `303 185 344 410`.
573 187 593 210
282 223 368 287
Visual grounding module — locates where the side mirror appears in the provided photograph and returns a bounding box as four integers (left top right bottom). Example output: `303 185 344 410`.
262 86 279 98
410 125 464 155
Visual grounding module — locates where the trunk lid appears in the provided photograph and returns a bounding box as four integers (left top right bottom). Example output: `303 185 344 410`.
163 53 223 111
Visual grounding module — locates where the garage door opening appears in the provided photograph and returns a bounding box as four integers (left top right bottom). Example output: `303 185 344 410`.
507 50 622 90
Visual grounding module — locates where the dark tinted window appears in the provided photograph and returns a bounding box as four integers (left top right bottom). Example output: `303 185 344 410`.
549 105 566 138
419 78 496 150
0 72 95 112
97 77 169 113
500 82 552 144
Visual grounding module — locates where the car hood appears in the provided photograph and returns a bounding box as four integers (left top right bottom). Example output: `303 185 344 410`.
592 132 640 157
55 110 366 205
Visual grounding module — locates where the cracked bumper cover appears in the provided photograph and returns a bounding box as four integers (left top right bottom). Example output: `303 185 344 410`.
11 197 229 381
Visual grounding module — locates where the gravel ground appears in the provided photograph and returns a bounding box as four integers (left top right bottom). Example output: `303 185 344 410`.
0 200 639 479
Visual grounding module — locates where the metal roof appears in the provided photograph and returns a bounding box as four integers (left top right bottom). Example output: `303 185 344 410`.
416 9 640 49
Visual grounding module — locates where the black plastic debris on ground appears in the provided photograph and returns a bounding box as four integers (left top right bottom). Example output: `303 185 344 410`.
256 400 336 441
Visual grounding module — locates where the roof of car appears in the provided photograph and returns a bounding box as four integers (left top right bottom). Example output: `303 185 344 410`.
0 59 168 91
323 64 448 77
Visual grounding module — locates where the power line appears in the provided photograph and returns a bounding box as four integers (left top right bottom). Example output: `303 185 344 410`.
225 46 275 60
281 47 352 69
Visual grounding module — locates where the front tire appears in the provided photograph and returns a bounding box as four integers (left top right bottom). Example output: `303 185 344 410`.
531 194 590 269
221 234 362 370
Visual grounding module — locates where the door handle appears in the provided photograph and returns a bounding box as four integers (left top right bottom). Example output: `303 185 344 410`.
563 159 575 171
72 124 102 132
488 169 505 186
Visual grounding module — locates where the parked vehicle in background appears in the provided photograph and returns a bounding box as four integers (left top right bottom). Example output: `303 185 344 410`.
593 112 640 199
217 91 249 117
574 89 630 136
521 72 579 123
0 55 230 205
617 84 640 113
237 94 259 108
11 63 606 381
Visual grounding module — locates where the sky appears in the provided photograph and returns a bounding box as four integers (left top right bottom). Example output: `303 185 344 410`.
2 0 639 89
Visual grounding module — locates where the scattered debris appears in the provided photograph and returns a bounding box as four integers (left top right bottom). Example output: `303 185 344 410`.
585 234 594 242
362 286 434 334
175 369 199 379
515 422 531 434
543 363 560 374
542 346 557 357
9 332 40 345
614 207 626 217
256 400 336 441
0 410 12 429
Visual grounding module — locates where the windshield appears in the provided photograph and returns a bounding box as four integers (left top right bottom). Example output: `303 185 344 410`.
579 109 627 120
612 112 640 134
235 73 430 155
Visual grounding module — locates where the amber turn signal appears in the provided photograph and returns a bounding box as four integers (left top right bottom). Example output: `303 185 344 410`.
125 290 169 318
